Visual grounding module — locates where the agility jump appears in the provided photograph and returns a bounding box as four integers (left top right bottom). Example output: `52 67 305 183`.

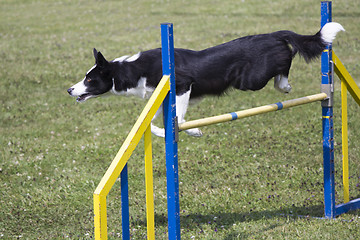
93 1 360 239
178 93 327 131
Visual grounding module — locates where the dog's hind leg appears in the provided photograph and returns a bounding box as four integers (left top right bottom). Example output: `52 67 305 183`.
274 74 292 93
176 89 203 137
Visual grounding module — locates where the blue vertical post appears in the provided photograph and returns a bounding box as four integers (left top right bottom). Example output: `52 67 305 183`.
121 164 130 239
161 23 181 239
321 1 336 219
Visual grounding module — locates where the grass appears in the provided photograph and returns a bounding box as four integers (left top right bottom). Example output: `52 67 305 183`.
1 0 360 239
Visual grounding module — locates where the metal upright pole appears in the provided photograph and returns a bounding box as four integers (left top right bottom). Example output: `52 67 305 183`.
161 23 181 239
321 1 336 219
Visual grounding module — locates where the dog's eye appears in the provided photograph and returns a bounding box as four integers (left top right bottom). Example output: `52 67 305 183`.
87 78 92 82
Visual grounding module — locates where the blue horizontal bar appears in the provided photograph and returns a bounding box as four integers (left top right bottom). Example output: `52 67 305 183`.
336 198 360 216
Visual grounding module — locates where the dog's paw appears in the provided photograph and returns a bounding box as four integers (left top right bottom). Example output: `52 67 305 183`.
283 84 292 94
185 128 203 137
276 83 292 94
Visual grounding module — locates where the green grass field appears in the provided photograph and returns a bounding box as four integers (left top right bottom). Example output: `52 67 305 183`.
1 0 360 239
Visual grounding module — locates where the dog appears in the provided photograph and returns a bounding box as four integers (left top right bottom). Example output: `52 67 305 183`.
68 22 344 137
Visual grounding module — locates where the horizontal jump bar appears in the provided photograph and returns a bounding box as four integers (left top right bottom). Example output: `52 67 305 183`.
178 93 327 131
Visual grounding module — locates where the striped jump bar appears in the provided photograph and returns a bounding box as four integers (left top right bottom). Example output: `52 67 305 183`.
178 93 327 131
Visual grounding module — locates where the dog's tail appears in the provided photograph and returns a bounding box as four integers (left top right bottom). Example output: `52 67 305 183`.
280 22 345 62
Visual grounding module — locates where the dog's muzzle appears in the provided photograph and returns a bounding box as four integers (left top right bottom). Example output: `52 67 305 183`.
67 88 74 95
67 87 94 102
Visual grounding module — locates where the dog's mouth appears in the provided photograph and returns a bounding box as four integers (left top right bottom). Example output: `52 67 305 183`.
76 93 95 102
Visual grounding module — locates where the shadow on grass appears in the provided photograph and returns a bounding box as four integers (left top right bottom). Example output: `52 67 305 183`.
129 197 360 237
183 203 323 224
133 204 326 237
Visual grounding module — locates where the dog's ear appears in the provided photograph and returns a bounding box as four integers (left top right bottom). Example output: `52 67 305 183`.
93 48 98 60
94 50 109 68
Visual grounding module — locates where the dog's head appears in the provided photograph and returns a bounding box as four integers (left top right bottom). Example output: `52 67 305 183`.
67 48 114 102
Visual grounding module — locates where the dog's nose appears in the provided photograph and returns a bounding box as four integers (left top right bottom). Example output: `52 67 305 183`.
67 88 74 95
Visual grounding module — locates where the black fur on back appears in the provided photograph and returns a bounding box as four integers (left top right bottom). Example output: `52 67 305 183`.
107 27 328 99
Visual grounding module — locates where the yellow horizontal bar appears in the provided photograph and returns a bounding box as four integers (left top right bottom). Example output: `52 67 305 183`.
333 51 360 107
179 93 327 131
94 75 170 197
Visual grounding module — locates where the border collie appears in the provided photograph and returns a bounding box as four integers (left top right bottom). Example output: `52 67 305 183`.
68 22 344 137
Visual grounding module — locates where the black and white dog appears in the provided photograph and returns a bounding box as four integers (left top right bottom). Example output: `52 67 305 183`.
68 22 344 137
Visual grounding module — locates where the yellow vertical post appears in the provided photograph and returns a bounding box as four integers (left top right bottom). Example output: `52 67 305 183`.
144 125 155 239
341 80 349 203
94 194 108 240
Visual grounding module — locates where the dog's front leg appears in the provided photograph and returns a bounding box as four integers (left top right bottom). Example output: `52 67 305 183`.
151 106 165 138
176 90 203 137
150 89 203 138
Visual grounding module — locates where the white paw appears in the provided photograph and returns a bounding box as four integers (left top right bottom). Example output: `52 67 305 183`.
283 84 292 93
276 83 292 94
185 128 203 137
